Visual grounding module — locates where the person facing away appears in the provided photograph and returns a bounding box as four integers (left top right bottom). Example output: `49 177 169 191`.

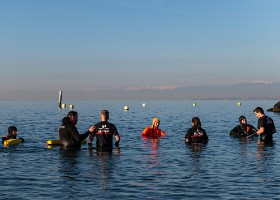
230 116 257 138
88 110 120 149
142 118 167 138
185 117 208 144
2 126 18 142
252 107 276 143
59 111 94 147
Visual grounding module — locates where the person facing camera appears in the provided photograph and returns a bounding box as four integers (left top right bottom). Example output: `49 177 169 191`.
1 126 24 142
142 118 167 138
230 116 257 138
185 117 208 144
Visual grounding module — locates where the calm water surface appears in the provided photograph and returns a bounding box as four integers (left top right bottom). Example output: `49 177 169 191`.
0 100 280 199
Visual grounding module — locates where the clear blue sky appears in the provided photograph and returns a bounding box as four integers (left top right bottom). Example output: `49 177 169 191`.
0 0 279 99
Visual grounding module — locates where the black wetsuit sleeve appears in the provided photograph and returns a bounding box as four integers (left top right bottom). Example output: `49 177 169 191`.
230 126 239 135
112 124 119 136
80 131 91 141
186 128 192 142
203 129 208 142
250 125 258 133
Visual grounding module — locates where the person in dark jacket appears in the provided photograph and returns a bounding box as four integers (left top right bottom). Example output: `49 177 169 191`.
185 117 208 144
253 107 276 143
88 110 120 150
230 116 257 138
59 111 94 147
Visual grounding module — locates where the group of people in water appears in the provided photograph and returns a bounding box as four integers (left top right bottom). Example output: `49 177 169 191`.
230 107 276 143
1 106 277 149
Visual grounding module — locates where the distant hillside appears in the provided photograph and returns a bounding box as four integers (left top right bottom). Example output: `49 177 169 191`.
72 82 280 100
1 82 280 100
173 82 280 100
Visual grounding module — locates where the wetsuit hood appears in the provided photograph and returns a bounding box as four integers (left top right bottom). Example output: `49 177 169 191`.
62 117 71 124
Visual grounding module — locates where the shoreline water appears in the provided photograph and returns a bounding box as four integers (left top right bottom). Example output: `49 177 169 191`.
0 100 279 199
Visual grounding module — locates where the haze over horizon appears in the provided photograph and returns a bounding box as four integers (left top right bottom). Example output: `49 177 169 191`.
0 0 279 100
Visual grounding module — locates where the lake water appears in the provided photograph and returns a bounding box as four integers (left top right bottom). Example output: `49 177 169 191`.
0 100 279 199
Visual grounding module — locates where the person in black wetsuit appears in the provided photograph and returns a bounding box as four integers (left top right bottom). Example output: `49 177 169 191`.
230 116 257 138
88 110 120 150
59 111 94 147
253 107 276 144
1 126 22 142
185 117 208 144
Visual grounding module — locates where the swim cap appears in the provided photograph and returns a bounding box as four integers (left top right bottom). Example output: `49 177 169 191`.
152 118 160 124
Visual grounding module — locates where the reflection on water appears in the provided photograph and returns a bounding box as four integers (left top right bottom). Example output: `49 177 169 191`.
1 100 280 199
142 138 161 169
58 146 82 199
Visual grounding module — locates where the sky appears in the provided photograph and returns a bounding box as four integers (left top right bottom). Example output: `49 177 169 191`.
0 0 279 100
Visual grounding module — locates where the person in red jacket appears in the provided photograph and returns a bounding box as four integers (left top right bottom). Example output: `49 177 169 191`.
142 118 167 138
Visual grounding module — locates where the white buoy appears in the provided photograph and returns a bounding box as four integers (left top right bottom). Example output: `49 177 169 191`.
62 103 66 109
142 102 146 107
124 105 129 111
192 102 197 107
237 102 241 106
69 104 74 109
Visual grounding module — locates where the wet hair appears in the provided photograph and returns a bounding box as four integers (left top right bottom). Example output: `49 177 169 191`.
192 117 201 129
67 111 78 118
8 126 17 134
239 115 246 123
254 107 264 114
101 110 109 120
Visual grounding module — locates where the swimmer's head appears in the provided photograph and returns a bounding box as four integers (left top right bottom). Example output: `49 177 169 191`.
239 115 246 123
8 126 17 135
152 118 160 127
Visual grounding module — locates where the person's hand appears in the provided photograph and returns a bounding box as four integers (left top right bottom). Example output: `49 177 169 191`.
88 126 95 133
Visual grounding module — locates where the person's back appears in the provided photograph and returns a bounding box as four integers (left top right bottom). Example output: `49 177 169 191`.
88 110 120 150
262 115 276 135
92 121 118 148
257 115 275 142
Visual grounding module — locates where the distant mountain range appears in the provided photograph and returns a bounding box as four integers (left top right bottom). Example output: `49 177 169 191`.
1 82 280 100
75 82 280 100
